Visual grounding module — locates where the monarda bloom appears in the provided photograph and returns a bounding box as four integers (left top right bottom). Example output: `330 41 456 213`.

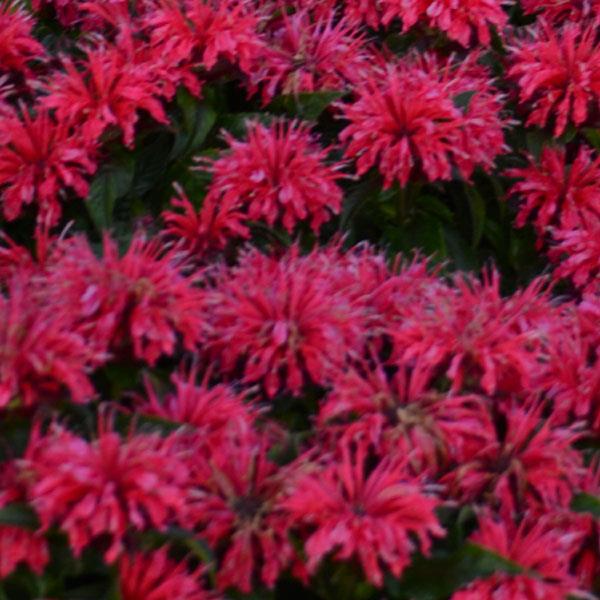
0 1 45 77
248 7 370 103
204 246 367 397
0 527 49 578
119 548 212 600
452 512 583 600
508 20 600 137
0 109 96 226
25 423 190 563
339 54 506 188
186 426 299 593
42 44 169 148
43 233 205 365
200 119 345 234
281 438 445 587
0 275 99 408
381 0 510 47
506 145 600 238
520 0 600 25
549 216 600 292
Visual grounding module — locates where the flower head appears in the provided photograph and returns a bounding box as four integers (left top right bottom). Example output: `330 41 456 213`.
200 119 344 234
339 54 506 188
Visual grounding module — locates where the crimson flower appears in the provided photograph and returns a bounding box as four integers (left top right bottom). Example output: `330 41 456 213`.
0 1 45 76
248 7 369 103
549 215 600 292
520 0 600 24
200 119 345 234
119 548 212 600
25 423 190 563
186 425 299 593
0 275 99 408
43 233 205 365
0 526 49 578
42 44 169 147
508 20 600 136
339 54 506 188
204 246 367 397
0 109 96 226
381 0 510 47
281 438 445 586
452 511 583 600
507 145 600 238
444 400 583 514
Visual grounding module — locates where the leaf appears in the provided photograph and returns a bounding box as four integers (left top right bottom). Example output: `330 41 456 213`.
583 128 600 151
268 90 344 120
452 91 477 112
86 158 134 232
170 89 217 159
0 503 39 530
464 185 486 246
571 493 600 518
525 129 547 160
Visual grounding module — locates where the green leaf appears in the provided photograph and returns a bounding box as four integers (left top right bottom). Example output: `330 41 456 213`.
268 90 344 120
452 91 477 112
525 129 547 160
571 492 600 517
0 503 39 530
464 185 486 246
583 128 600 151
86 158 134 231
170 89 217 159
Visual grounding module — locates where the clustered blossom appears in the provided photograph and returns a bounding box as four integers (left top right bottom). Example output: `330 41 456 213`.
0 0 598 598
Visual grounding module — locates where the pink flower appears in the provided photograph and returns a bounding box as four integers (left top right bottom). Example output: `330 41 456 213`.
43 233 205 365
381 0 510 47
506 145 600 237
42 43 169 147
204 246 367 397
452 511 583 600
520 0 600 25
186 425 299 592
0 1 45 76
0 526 49 578
200 119 345 234
0 110 96 226
25 423 190 563
248 7 369 103
281 437 445 586
339 54 506 188
508 20 600 136
119 548 212 600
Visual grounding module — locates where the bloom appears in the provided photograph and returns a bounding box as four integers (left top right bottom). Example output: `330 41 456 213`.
204 246 367 397
508 20 600 136
281 438 444 586
119 548 212 600
25 423 190 563
339 54 506 188
506 145 600 237
520 0 600 25
0 109 96 226
381 0 510 47
200 119 345 234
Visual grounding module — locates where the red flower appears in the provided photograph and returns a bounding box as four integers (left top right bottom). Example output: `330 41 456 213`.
0 526 49 578
281 438 444 586
42 44 169 148
119 548 212 600
186 425 299 592
0 110 96 226
390 271 554 396
520 0 600 25
162 183 250 256
204 246 367 397
452 511 583 600
0 1 45 76
0 275 99 408
507 145 600 238
381 0 510 47
248 7 369 103
508 20 600 137
549 215 600 292
318 359 496 472
43 233 205 365
339 54 506 188
444 400 583 514
200 119 344 234
25 423 190 563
